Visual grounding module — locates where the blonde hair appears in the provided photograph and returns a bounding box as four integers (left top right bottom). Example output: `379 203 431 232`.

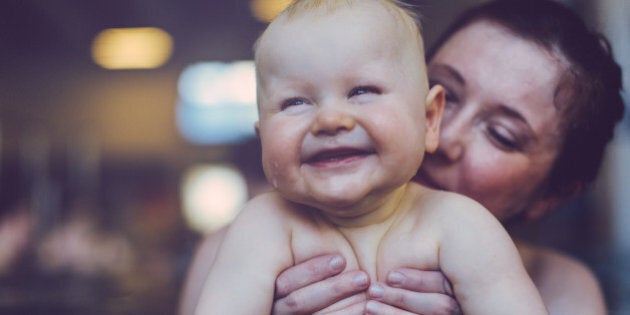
254 0 422 55
282 0 421 31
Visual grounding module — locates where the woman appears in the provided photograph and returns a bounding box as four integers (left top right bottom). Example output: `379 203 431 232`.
179 1 624 314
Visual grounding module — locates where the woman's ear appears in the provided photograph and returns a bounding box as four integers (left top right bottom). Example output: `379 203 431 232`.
254 121 260 137
424 85 445 153
523 196 564 221
524 182 584 221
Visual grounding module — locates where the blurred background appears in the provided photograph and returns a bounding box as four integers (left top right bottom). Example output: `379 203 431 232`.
0 0 628 314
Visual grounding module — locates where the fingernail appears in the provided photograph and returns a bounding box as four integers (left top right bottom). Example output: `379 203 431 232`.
368 284 384 298
388 271 405 286
353 273 369 287
329 256 343 271
365 301 380 313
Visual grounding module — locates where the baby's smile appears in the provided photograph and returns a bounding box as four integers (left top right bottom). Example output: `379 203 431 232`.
302 147 376 167
300 126 376 169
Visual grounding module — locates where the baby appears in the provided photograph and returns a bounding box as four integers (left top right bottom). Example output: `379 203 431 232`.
195 0 548 314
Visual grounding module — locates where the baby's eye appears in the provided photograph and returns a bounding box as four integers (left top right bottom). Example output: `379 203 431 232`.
349 85 381 98
281 97 307 110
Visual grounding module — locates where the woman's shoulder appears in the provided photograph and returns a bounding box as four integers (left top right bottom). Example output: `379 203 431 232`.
517 242 607 315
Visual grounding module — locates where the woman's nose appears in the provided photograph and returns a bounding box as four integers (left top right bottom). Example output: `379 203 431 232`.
436 114 467 162
310 105 355 136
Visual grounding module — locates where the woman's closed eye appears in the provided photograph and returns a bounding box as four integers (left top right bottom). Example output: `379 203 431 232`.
486 124 523 151
444 89 460 105
432 81 460 121
430 80 460 105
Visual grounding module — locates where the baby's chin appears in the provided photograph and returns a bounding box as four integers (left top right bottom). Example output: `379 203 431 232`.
288 192 363 212
279 189 366 218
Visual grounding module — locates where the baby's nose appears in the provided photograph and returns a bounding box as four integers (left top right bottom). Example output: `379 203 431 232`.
310 106 355 136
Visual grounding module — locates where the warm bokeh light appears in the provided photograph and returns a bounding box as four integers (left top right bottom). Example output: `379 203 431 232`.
181 164 248 234
250 0 292 22
91 27 173 70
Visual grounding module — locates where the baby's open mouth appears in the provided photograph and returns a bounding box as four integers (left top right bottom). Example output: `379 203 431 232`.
304 148 375 165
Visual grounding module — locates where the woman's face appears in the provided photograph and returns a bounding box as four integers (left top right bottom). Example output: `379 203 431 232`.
418 21 569 222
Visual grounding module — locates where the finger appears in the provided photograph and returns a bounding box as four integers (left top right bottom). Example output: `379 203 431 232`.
314 296 367 315
364 300 416 315
275 254 346 298
272 271 370 315
368 283 461 315
386 268 454 295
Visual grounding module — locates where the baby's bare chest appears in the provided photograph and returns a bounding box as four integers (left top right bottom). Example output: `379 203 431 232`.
289 221 441 281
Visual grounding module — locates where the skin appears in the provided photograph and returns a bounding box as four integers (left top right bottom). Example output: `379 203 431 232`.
418 21 565 222
196 2 549 310
194 1 465 313
254 1 431 223
180 18 606 315
273 21 607 314
418 21 606 315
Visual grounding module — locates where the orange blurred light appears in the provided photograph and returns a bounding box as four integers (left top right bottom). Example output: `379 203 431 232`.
250 0 292 22
91 27 173 70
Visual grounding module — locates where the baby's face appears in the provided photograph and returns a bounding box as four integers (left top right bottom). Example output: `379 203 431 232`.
255 3 432 217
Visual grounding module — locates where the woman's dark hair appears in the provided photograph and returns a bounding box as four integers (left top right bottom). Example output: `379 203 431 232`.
427 0 625 197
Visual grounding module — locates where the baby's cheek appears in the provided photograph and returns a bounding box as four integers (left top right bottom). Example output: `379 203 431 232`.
264 160 282 189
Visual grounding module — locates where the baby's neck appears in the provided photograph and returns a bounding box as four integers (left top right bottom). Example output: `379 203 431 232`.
320 183 421 278
318 183 414 229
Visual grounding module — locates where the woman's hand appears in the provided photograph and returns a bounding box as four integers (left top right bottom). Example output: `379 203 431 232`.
272 254 371 314
365 268 461 315
271 256 461 315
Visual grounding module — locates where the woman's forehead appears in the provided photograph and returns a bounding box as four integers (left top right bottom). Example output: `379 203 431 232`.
430 21 567 146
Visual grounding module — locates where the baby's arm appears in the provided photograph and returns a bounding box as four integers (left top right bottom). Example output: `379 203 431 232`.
194 193 294 315
437 195 548 315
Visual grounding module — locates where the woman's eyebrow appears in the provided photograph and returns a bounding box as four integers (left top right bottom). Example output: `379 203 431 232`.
495 104 537 139
496 104 528 123
429 64 466 85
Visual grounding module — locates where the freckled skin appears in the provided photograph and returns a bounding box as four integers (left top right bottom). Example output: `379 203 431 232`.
419 21 565 221
255 2 430 218
194 3 548 315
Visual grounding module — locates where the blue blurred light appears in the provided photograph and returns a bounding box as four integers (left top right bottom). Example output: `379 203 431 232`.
176 61 258 145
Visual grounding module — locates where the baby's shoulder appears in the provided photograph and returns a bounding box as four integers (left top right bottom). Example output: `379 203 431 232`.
409 185 488 217
233 191 295 226
244 191 285 210
404 185 503 236
239 191 320 227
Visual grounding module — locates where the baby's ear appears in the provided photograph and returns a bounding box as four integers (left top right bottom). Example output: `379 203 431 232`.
424 85 445 153
254 121 260 137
